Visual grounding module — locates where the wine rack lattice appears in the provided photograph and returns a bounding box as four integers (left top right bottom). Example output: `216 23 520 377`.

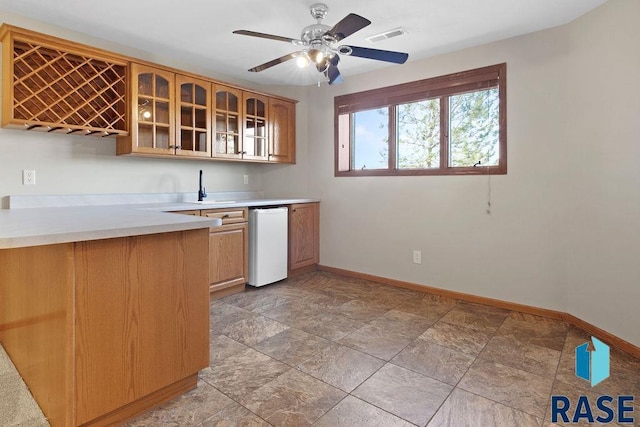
10 39 127 135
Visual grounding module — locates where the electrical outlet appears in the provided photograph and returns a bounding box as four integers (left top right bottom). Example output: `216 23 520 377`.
413 250 422 264
243 175 249 185
22 169 36 185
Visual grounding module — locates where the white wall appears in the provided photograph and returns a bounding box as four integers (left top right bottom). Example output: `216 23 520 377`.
563 1 640 346
265 0 639 346
0 128 264 203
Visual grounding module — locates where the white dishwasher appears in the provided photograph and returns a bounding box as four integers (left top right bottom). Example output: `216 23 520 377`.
248 207 288 287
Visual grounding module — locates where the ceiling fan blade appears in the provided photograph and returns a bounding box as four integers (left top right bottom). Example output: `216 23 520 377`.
325 13 371 41
248 52 298 72
325 55 343 85
327 65 343 85
345 46 409 64
233 30 298 44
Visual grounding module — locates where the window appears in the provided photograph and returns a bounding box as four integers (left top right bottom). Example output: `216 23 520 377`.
335 63 506 176
352 108 389 170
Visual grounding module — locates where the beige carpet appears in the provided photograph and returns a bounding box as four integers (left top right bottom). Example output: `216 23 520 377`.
0 344 49 427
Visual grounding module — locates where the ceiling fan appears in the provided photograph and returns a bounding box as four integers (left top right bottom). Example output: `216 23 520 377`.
233 3 409 85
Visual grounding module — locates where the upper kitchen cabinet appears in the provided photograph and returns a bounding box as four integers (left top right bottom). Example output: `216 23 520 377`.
216 88 296 164
242 92 269 162
0 25 298 163
176 75 211 158
213 84 242 160
268 98 296 163
0 24 128 137
117 63 176 156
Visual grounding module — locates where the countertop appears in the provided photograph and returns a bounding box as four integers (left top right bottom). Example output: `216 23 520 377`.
0 198 319 249
136 198 319 212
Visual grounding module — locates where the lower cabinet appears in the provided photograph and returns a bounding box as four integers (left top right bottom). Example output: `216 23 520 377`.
175 202 320 292
74 231 209 424
201 207 248 297
288 202 320 272
0 229 210 426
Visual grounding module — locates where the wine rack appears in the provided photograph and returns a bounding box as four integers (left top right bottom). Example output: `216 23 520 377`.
1 26 128 137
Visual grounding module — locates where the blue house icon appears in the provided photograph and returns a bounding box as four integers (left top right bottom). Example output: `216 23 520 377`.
575 336 610 387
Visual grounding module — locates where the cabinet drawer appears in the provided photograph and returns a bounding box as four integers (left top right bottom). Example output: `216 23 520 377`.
201 207 248 225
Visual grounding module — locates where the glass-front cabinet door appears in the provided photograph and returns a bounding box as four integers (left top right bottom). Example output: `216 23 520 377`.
130 63 175 155
176 76 211 158
242 92 269 161
213 85 242 159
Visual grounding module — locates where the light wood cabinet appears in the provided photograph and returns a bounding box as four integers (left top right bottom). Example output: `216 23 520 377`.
74 232 209 424
242 92 269 161
176 75 211 158
213 84 243 160
119 66 216 158
118 63 176 155
201 207 248 297
288 202 320 272
269 98 296 163
0 24 127 137
0 229 210 426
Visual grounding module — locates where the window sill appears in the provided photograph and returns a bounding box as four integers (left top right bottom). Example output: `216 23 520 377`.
335 165 506 177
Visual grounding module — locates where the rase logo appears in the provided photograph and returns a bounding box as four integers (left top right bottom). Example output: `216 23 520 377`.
575 336 609 387
551 337 635 424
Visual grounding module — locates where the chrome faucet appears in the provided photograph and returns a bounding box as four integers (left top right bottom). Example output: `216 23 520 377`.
198 170 207 201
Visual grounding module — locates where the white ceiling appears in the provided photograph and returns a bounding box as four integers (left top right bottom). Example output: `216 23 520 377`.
0 0 606 86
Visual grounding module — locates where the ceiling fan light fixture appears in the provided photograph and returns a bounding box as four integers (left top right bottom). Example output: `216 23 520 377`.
307 48 324 64
295 54 310 68
316 56 330 72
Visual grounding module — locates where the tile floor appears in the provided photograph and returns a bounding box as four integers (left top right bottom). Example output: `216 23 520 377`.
128 271 640 426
